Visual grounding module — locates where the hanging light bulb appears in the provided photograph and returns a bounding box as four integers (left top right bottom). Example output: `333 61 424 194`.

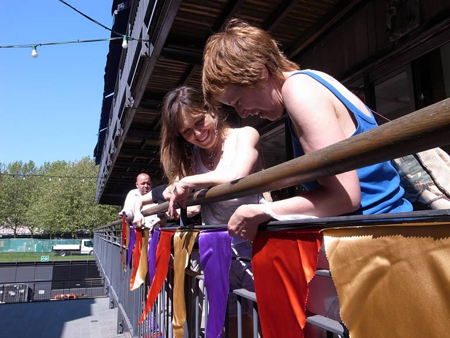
121 36 128 49
31 46 38 58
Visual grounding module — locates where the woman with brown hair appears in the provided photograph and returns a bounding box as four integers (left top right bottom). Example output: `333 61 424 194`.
202 18 412 241
133 85 263 335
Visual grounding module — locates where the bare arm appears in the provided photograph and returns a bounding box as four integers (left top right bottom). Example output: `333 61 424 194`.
182 127 260 187
132 191 154 227
280 74 361 215
228 75 361 239
168 127 261 216
118 190 136 218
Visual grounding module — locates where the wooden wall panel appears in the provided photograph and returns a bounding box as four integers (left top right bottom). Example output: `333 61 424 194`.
295 0 449 80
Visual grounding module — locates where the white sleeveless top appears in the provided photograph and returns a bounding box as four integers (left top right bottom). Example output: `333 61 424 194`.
193 146 263 226
193 131 264 247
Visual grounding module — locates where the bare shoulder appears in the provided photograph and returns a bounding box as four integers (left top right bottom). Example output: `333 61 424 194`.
231 126 260 141
238 126 259 136
281 71 349 152
282 72 335 123
282 72 328 105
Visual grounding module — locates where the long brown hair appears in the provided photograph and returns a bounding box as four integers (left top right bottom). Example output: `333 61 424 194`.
160 86 228 182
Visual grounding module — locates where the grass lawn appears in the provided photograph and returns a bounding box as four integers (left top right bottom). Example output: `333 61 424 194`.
0 252 95 262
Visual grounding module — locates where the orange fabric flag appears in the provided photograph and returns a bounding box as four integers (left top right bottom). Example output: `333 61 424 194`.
129 228 143 290
121 217 127 265
139 230 175 325
252 229 322 338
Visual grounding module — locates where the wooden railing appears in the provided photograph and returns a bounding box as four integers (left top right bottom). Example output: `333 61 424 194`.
135 97 450 218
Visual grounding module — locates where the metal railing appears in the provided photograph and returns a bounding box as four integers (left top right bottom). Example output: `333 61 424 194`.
94 98 450 337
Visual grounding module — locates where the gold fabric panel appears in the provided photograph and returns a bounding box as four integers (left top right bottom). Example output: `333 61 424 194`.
323 224 450 338
172 230 199 338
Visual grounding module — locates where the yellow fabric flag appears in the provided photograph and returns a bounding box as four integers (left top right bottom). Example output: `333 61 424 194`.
172 230 199 338
323 223 450 338
131 229 150 290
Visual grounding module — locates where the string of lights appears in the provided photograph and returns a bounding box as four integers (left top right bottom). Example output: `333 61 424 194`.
0 0 147 57
57 0 121 36
0 36 130 58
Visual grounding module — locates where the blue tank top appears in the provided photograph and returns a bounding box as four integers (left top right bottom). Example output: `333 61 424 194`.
287 70 412 215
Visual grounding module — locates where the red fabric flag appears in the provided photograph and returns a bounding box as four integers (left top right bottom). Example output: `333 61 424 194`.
139 230 175 325
121 217 127 265
129 228 143 290
252 229 322 338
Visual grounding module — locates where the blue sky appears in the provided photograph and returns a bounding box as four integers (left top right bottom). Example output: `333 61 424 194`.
0 0 114 167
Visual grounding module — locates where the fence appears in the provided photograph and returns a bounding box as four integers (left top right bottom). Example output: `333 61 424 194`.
0 260 105 303
94 99 450 337
0 239 84 253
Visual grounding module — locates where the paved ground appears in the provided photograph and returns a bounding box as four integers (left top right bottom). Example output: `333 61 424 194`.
0 297 129 338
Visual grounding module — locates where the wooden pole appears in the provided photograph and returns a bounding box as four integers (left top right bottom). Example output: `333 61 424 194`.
136 98 450 217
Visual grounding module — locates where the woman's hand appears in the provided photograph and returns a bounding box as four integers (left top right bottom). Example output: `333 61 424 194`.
162 184 174 201
227 204 271 241
168 180 192 218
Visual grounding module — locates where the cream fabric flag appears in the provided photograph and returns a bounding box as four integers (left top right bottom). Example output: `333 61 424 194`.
172 230 199 338
132 229 150 290
323 223 450 338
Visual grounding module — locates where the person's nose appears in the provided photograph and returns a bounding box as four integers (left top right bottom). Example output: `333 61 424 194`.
193 128 203 137
236 106 249 118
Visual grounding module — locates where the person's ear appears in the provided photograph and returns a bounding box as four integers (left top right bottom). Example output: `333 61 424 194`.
261 65 269 81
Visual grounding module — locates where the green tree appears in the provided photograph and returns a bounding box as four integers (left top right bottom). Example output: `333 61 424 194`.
0 158 118 237
0 161 38 236
26 158 118 236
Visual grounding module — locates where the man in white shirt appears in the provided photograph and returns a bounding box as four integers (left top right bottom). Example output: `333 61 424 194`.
119 173 162 229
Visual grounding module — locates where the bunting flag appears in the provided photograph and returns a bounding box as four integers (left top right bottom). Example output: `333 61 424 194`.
139 230 175 325
145 228 161 334
148 228 160 284
129 228 143 290
127 224 136 268
172 230 199 338
323 223 450 338
131 229 150 290
121 217 127 266
252 229 322 338
125 221 130 272
198 229 232 338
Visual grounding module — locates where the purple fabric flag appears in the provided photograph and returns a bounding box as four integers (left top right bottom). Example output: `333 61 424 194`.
148 228 160 284
127 223 136 268
199 229 232 338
